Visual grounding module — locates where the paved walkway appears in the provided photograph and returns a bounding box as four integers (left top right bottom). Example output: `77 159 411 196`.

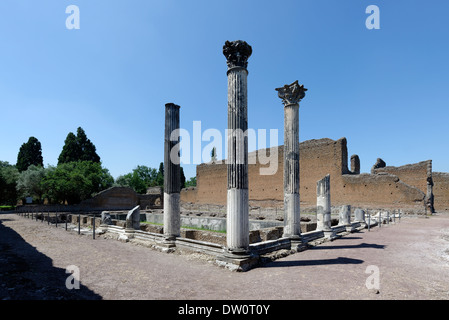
1 212 449 300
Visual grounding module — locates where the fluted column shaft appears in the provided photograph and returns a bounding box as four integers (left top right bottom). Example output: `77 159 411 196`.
276 81 307 240
223 40 252 256
283 103 301 238
164 103 181 241
316 174 332 231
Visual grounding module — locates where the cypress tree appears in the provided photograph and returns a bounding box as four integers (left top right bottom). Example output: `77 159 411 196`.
58 127 100 164
58 132 80 164
16 137 44 172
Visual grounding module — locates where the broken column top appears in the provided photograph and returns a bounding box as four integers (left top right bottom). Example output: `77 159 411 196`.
317 174 331 196
223 40 252 69
165 103 180 109
275 80 307 106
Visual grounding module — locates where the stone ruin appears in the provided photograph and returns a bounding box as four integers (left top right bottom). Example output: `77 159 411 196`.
91 40 413 271
15 40 447 272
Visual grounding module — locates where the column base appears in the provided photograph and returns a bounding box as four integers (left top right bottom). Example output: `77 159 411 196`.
119 228 135 242
161 235 177 247
323 229 338 240
153 237 177 253
289 236 308 252
217 249 259 272
345 225 355 232
223 247 251 260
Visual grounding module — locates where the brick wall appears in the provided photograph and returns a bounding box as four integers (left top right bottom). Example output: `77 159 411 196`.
433 172 449 211
181 137 443 214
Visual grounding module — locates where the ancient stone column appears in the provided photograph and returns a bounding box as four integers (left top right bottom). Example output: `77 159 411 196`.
316 174 332 231
275 80 307 240
223 40 252 257
338 205 351 226
163 103 181 242
354 208 366 229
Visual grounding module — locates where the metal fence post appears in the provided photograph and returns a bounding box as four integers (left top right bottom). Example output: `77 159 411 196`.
92 216 95 240
56 212 58 228
78 212 81 235
368 214 371 232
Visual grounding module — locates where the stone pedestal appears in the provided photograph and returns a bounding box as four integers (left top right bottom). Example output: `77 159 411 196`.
354 208 367 228
125 205 141 230
163 103 181 243
339 205 354 232
275 80 307 242
316 174 336 239
223 40 252 258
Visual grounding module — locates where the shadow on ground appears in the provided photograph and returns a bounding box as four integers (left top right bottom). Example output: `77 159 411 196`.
0 217 102 300
310 243 386 250
263 256 364 268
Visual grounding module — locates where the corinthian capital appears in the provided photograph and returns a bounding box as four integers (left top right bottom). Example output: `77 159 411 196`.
223 40 252 69
275 80 307 105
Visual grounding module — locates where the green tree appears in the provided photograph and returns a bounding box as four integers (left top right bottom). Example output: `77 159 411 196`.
115 173 133 188
0 161 20 205
16 137 44 172
185 176 197 188
58 132 80 164
211 147 217 162
41 161 113 205
180 167 186 189
16 165 46 203
115 165 159 194
58 127 100 164
76 127 100 163
156 162 164 187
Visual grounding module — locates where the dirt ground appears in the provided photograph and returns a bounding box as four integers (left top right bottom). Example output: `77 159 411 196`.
1 212 449 300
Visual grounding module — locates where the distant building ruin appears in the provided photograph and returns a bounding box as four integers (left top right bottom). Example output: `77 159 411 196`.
181 137 449 214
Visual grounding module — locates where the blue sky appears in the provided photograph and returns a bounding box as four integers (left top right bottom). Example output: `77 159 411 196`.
0 0 448 180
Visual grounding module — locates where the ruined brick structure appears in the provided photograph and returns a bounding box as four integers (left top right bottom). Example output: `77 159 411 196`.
80 187 162 211
180 137 449 214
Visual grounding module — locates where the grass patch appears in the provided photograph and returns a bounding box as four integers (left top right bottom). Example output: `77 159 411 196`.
0 205 15 211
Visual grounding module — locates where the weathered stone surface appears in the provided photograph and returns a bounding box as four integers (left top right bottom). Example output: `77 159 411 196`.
125 205 141 230
338 205 351 226
224 40 251 256
351 155 360 174
316 174 331 231
354 208 365 223
164 102 181 240
275 80 307 106
277 80 306 240
226 189 249 253
164 193 180 240
371 158 386 174
223 40 252 69
164 103 181 194
182 137 430 214
101 211 112 225
283 193 300 238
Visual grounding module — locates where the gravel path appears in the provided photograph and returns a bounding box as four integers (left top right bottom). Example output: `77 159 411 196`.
1 212 449 300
